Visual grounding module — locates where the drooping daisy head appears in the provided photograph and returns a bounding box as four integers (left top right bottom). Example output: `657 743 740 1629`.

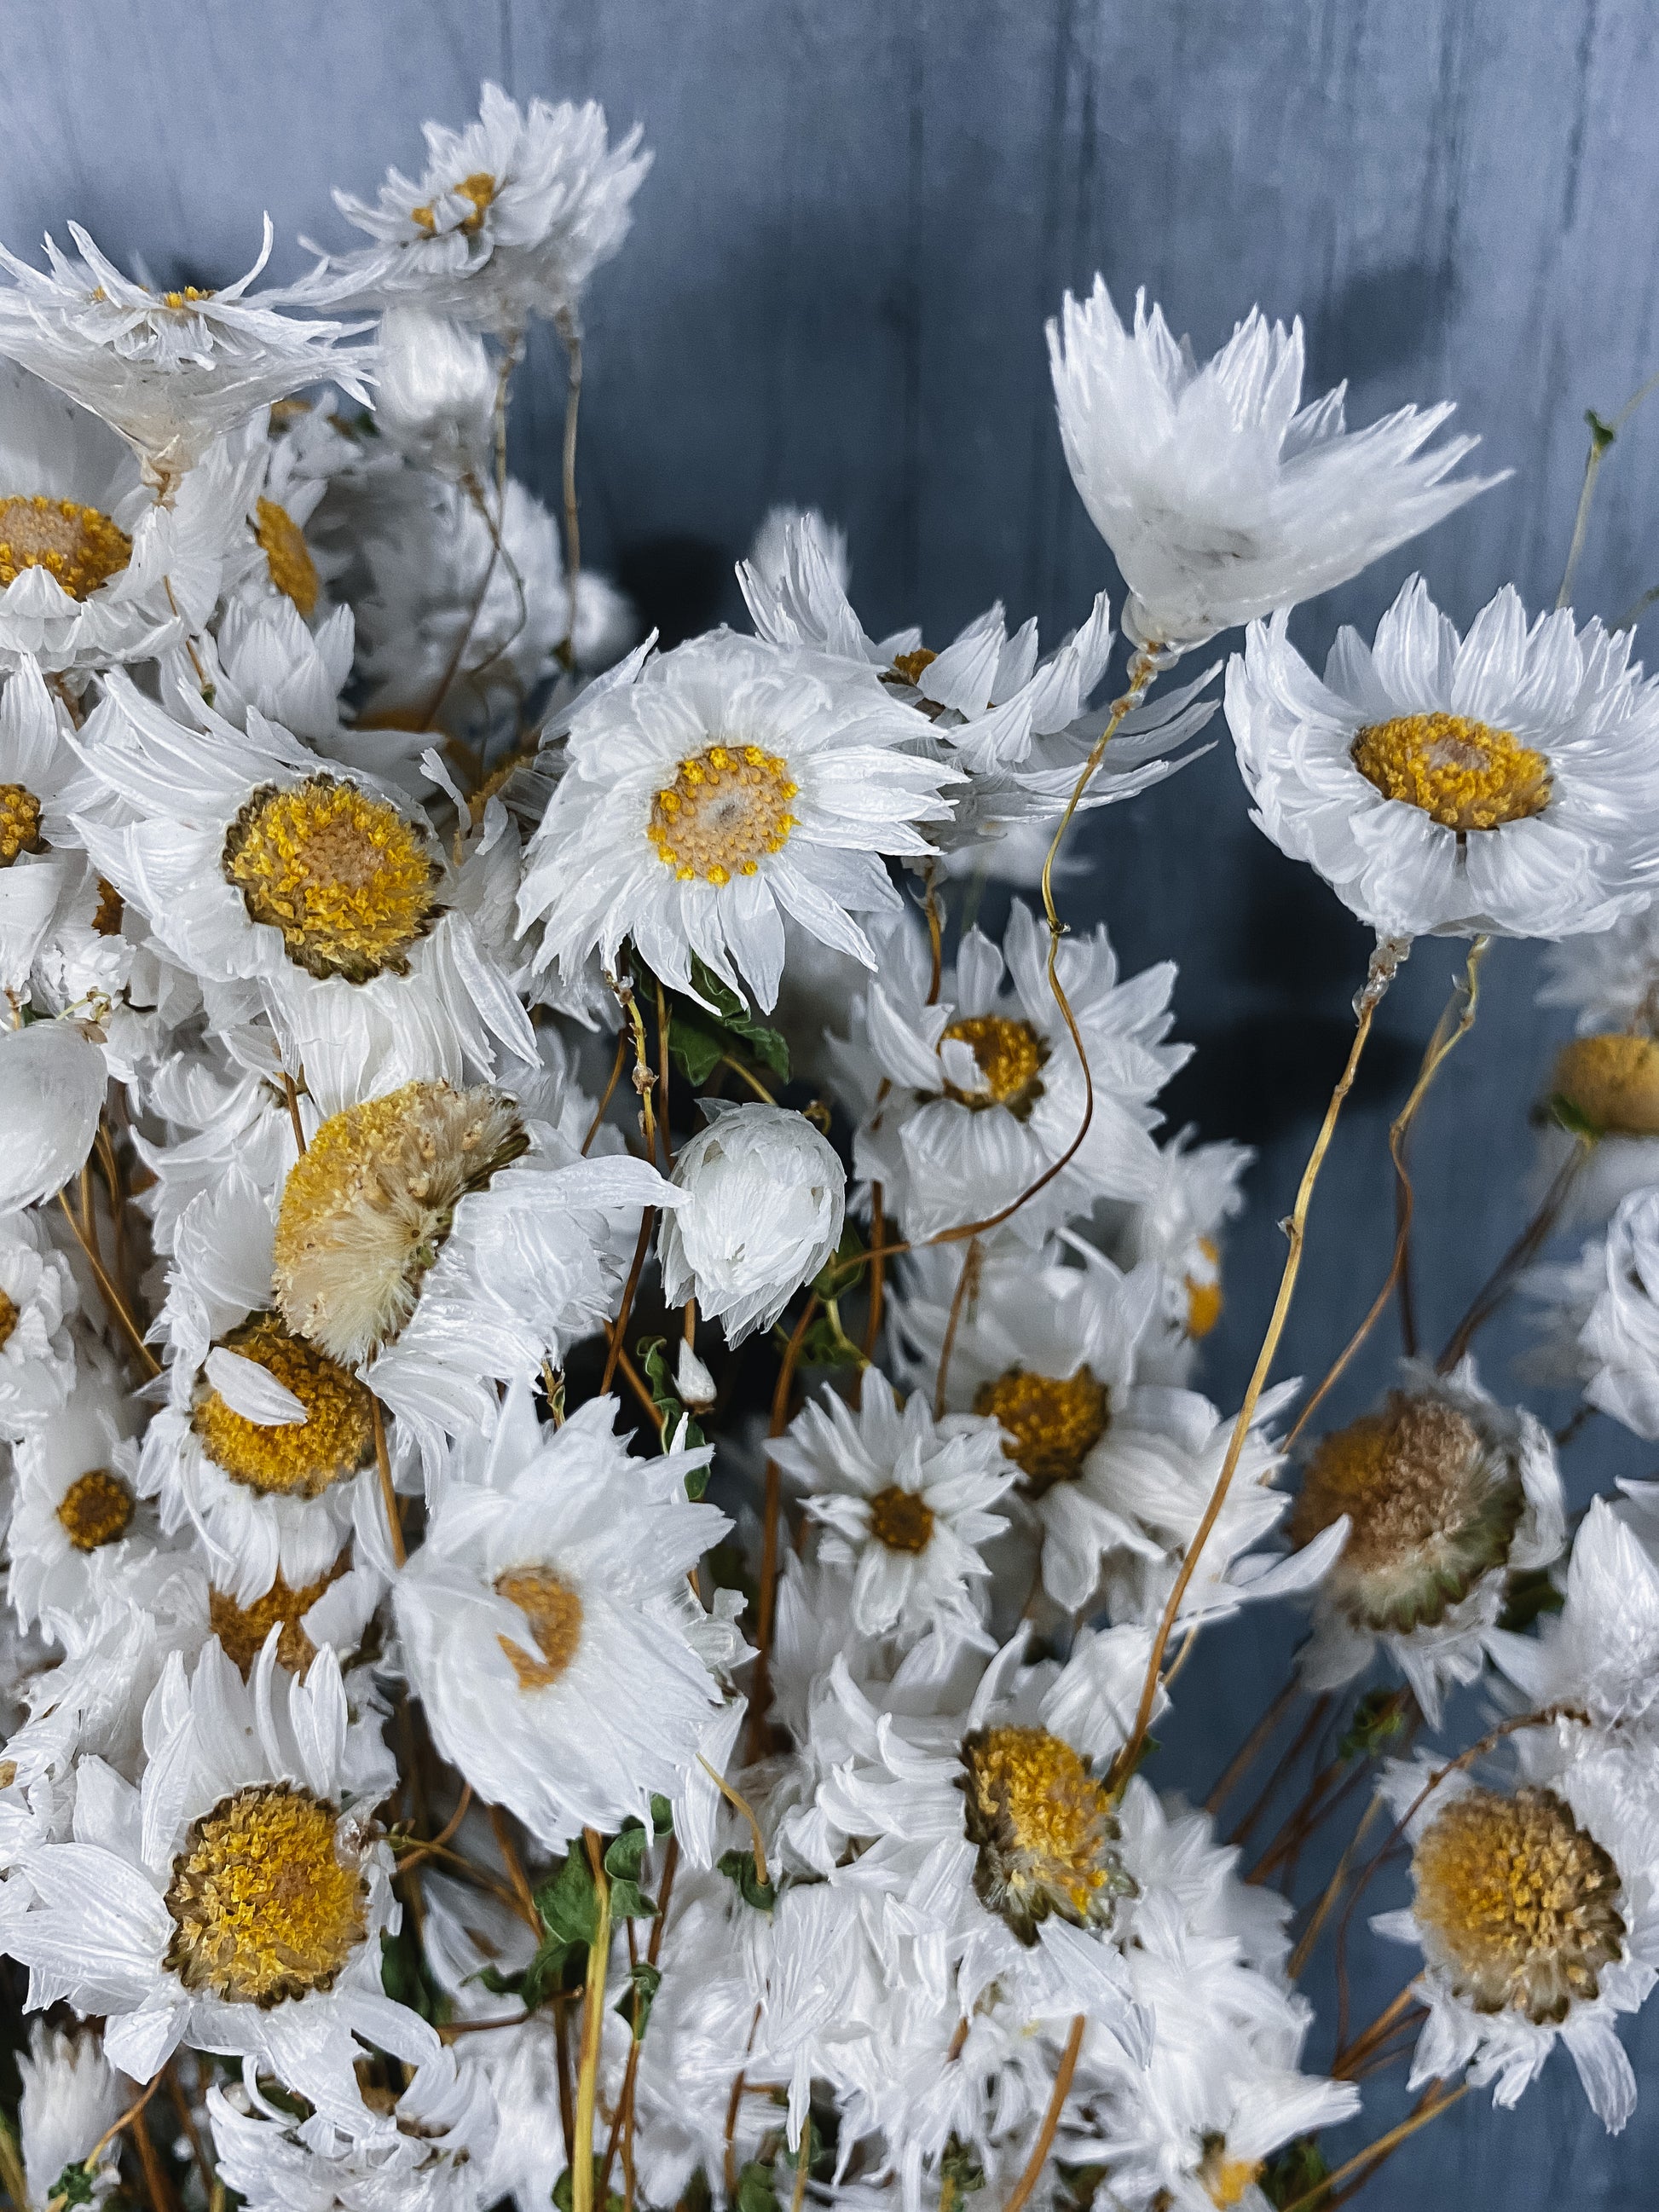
1292 1360 1565 1719
1226 578 1659 940
393 1383 727 1848
1046 280 1499 651
518 628 961 1013
772 1372 1014 1648
0 219 373 476
310 81 651 332
1528 1186 1659 1441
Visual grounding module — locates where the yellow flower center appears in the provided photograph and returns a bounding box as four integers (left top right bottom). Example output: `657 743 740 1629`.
210 1557 349 1678
495 1568 584 1691
274 1080 529 1366
973 1366 1109 1499
413 170 497 236
254 497 320 618
647 744 799 885
1185 1236 1223 1338
940 1014 1048 1118
1552 1032 1659 1137
0 783 43 867
890 647 937 687
91 878 124 935
867 1484 935 1553
55 1469 134 1552
0 1287 17 1352
1196 2143 1264 2210
957 1724 1130 1943
159 286 215 310
192 1314 375 1499
221 775 441 985
163 1782 367 2007
1350 713 1552 832
1291 1392 1523 1633
0 494 131 599
1413 1786 1624 2024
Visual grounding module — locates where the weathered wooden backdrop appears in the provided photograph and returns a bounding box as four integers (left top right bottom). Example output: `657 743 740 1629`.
3 1 1658 2200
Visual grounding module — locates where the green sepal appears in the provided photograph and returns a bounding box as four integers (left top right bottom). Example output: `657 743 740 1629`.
1337 1689 1408 1763
1261 2134 1330 2210
1500 1565 1566 1634
616 1959 662 2042
552 2159 626 2212
638 1335 707 1474
1550 1092 1604 1141
811 1225 869 1302
718 1847 777 1912
736 2162 782 2212
49 2163 98 2208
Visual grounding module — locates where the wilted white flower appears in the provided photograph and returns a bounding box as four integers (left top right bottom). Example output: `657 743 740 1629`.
658 1101 845 1343
393 1383 727 1848
1048 279 1498 650
17 2024 129 2208
1528 1186 1659 1437
0 1208 78 1435
518 628 960 1011
207 589 356 742
1226 578 1659 940
0 1017 105 1214
373 305 495 478
0 219 373 476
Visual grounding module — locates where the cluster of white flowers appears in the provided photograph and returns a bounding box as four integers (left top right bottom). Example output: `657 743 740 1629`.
1 68 1657 2212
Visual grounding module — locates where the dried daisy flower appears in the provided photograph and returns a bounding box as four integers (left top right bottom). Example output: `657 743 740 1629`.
1293 1360 1565 1720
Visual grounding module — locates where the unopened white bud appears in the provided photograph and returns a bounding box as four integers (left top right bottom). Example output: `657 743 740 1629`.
0 1020 106 1215
675 1338 718 1410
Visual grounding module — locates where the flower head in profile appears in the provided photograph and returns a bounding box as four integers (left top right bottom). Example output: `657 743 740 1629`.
17 2024 129 2209
392 1383 728 1848
1048 279 1499 650
0 220 373 476
298 81 650 333
517 628 960 1012
1226 578 1659 940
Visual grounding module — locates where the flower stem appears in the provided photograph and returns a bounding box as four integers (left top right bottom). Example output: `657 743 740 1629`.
369 1395 405 1568
1000 2013 1084 2212
572 1827 612 2212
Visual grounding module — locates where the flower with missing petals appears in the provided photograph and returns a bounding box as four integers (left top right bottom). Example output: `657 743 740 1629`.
1226 578 1659 940
1047 280 1498 650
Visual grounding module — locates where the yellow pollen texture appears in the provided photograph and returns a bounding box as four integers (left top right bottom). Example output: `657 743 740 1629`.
941 1014 1049 1118
867 1484 935 1554
0 1287 17 1353
1413 1786 1625 2023
160 286 215 309
974 1366 1109 1498
1185 1237 1224 1338
413 170 497 235
891 646 937 686
210 1558 346 1678
56 1469 134 1552
959 1724 1127 1942
164 1782 367 2007
91 878 124 936
495 1567 584 1690
192 1314 375 1498
1197 2143 1263 2210
1552 1033 1659 1137
0 783 43 867
648 743 798 885
0 494 130 599
221 775 440 984
1351 712 1552 832
255 498 320 617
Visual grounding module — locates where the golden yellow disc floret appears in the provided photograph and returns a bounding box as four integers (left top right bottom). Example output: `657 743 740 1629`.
192 1314 375 1498
495 1567 584 1691
958 1724 1130 1943
940 1014 1049 1119
0 494 130 599
0 1286 17 1353
163 1781 367 2007
254 497 320 617
866 1484 936 1554
210 1557 349 1678
1195 2142 1263 2209
1351 712 1552 831
1185 1238 1224 1339
974 1366 1110 1498
0 783 43 868
413 170 497 236
1412 1785 1624 2023
56 1469 134 1552
221 774 441 984
1552 1032 1659 1137
647 743 798 885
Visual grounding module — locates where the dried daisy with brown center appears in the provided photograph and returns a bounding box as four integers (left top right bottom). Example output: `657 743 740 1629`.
192 1314 374 1498
973 1366 1110 1498
957 1724 1132 1943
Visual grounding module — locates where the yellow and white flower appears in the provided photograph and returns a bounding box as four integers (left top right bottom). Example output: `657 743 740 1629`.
0 1209 78 1438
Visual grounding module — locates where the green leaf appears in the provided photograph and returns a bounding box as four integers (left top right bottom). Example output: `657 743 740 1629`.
941 2135 987 2196
736 2162 782 2212
687 957 791 1080
476 1963 525 1997
50 2163 98 2209
637 950 791 1088
637 1336 707 1469
1337 1689 1408 1763
605 1826 650 1883
811 1225 869 1302
615 1958 662 2041
1587 407 1617 454
536 1847 600 1949
552 2159 626 2212
795 1313 865 1368
379 1927 449 2024
607 1876 657 1923
1550 1092 1604 1140
1261 2135 1330 2211
1500 1565 1566 1634
649 1793 675 1836
718 1847 777 1913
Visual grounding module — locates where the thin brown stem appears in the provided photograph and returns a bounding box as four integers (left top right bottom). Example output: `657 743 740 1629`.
370 1395 405 1568
58 1190 159 1377
489 1805 542 1934
750 1293 820 1758
583 1030 629 1154
282 1069 307 1156
602 1210 656 1395
1280 2083 1467 2212
1228 1695 1332 1850
1436 1139 1588 1372
1001 2014 1085 2212
1288 1797 1385 1983
933 1237 980 1417
1205 1678 1302 1816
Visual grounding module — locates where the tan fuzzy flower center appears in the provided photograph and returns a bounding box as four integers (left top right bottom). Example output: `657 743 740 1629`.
957 1724 1131 1943
193 1314 375 1499
1351 713 1551 831
866 1483 935 1554
55 1468 134 1552
0 494 131 599
1291 1391 1523 1634
648 743 799 885
255 496 319 617
91 877 124 934
940 1014 1048 1118
273 1079 529 1366
210 1557 348 1678
1552 1032 1659 1137
164 1782 367 2007
413 170 497 236
1413 1786 1624 2023
222 775 441 985
0 783 43 867
0 1287 17 1353
974 1366 1109 1499
495 1568 584 1691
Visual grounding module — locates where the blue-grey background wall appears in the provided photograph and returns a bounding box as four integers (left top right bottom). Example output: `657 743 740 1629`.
6 2 1658 2200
